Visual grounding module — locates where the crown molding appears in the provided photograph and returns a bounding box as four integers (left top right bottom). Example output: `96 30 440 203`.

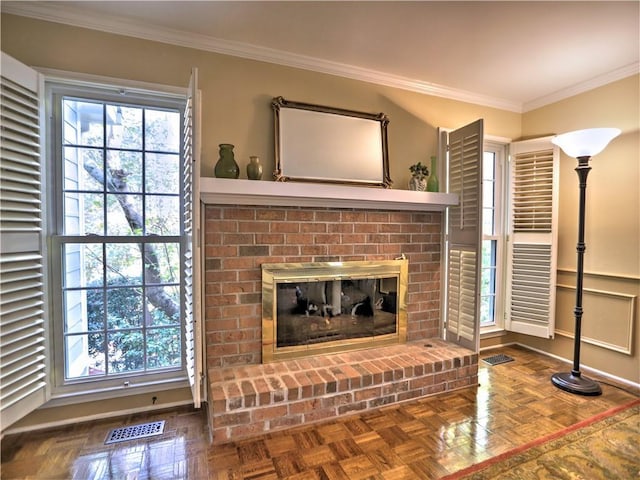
523 63 640 112
4 3 636 114
2 2 525 112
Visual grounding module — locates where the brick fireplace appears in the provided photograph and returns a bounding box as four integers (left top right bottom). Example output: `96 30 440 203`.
203 205 443 370
201 181 478 444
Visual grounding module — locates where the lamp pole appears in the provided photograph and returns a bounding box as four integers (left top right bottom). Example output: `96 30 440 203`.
550 128 620 396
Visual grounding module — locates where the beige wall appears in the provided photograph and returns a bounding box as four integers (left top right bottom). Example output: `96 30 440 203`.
1 14 521 187
1 13 637 430
517 76 640 385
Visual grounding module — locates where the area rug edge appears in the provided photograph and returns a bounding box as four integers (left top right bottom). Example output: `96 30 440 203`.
440 397 640 480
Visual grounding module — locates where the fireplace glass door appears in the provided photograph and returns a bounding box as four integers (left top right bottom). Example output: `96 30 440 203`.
262 260 408 362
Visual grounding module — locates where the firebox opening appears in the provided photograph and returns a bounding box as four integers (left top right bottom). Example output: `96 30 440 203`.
262 259 408 363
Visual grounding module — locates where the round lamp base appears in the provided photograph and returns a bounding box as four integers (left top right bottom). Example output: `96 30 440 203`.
551 372 602 396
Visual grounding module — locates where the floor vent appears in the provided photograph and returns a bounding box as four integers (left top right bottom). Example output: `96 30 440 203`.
104 421 165 445
482 353 514 366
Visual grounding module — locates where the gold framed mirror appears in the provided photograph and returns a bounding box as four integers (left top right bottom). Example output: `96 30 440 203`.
272 97 392 188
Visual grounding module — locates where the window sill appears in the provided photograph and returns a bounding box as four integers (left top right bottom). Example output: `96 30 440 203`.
480 327 507 339
46 375 189 408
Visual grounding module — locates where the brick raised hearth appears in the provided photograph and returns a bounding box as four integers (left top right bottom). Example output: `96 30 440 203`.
209 339 477 444
202 184 475 444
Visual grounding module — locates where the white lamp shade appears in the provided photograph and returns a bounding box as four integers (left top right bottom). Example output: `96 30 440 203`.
551 128 621 158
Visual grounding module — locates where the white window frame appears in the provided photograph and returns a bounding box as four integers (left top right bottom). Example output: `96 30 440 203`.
44 77 192 404
481 141 508 334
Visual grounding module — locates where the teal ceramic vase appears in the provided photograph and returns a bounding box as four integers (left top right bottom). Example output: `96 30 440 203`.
427 156 439 192
214 143 239 179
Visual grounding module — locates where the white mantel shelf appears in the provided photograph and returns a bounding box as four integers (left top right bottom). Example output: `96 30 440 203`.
200 177 458 212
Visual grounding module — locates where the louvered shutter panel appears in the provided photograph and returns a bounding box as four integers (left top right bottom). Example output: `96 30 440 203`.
1 52 48 429
506 138 559 338
183 68 203 407
445 119 483 351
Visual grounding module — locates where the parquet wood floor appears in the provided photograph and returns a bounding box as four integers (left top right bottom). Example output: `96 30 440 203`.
2 345 638 479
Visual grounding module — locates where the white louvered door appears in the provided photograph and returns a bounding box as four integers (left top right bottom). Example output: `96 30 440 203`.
445 119 483 351
0 52 48 429
506 138 559 338
183 68 204 407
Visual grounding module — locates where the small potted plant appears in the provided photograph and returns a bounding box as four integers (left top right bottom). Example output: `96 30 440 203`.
408 161 429 191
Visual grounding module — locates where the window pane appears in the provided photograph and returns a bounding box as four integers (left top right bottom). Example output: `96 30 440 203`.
107 287 143 329
64 243 103 288
106 243 142 285
480 295 495 325
146 285 180 326
482 180 494 209
63 100 104 147
63 192 81 234
481 240 494 267
108 330 144 373
145 109 180 153
482 208 494 236
64 147 104 191
147 327 181 369
106 151 142 193
146 154 180 193
106 194 143 235
86 287 105 331
146 195 180 235
64 288 107 332
107 105 142 150
64 289 89 333
65 333 105 378
64 192 104 235
481 267 496 296
483 152 495 179
144 243 180 284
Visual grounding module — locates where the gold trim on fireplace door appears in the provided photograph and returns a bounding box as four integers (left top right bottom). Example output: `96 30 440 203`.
261 259 408 363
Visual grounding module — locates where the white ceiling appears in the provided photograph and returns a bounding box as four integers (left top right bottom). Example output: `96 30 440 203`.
3 1 639 112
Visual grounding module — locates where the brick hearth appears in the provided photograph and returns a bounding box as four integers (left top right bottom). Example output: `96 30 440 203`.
209 339 478 444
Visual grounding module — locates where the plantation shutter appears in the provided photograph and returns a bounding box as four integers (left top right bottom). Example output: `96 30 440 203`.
445 119 483 351
506 137 559 338
1 52 48 429
183 68 203 406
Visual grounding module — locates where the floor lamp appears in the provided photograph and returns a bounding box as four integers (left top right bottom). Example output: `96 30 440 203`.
550 127 621 396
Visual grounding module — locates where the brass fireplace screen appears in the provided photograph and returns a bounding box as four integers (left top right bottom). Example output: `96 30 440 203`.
261 259 408 363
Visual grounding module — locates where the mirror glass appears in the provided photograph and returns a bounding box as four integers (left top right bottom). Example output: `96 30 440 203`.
273 97 391 187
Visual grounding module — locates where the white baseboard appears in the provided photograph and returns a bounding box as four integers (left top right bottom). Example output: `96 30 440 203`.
482 342 640 391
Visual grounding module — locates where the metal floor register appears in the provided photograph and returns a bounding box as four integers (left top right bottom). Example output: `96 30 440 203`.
104 421 165 445
482 353 514 366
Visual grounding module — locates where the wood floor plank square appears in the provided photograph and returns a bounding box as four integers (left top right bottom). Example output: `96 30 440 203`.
319 462 351 480
272 452 306 477
365 447 405 471
240 459 278 479
327 438 362 461
300 444 337 468
338 454 379 479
